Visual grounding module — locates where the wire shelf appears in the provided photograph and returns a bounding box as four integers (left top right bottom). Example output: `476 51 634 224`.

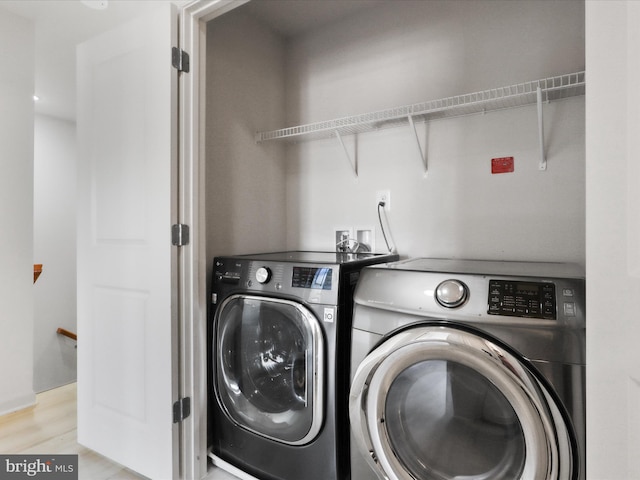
255 71 585 143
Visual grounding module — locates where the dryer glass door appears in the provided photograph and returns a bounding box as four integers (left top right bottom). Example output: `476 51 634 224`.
350 325 575 480
215 295 324 445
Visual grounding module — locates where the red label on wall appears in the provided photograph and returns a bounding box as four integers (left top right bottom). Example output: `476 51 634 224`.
491 156 514 174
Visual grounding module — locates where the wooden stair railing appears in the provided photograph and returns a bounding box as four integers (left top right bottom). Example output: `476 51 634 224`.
56 328 77 341
34 264 43 283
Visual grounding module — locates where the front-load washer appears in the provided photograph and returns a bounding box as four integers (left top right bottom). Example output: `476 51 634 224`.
349 258 585 480
208 251 397 480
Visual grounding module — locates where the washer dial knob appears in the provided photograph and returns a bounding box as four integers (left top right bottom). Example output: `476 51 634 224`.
436 279 468 308
255 266 272 284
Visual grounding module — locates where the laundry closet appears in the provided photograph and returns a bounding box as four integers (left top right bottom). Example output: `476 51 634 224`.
204 0 585 282
202 2 585 478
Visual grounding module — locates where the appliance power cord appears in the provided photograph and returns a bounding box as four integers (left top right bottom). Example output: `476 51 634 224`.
377 201 395 253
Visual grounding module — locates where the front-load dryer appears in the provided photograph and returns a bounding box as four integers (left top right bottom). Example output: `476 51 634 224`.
208 251 397 480
349 258 585 480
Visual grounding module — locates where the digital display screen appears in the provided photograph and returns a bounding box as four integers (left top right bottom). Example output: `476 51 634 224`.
515 283 539 295
292 267 333 290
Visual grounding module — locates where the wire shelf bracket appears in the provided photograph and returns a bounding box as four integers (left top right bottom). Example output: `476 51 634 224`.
335 130 357 177
537 86 547 171
408 114 428 176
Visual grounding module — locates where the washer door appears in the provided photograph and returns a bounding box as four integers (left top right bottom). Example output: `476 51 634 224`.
215 295 324 445
350 325 576 480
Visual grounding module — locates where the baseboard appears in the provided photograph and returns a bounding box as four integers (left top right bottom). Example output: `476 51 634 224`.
0 391 37 417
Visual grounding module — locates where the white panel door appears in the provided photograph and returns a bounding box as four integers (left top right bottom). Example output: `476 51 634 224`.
76 4 179 479
586 1 640 478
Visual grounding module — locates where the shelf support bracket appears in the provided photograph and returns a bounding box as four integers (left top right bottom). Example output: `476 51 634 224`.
537 86 547 171
335 130 358 177
408 115 428 176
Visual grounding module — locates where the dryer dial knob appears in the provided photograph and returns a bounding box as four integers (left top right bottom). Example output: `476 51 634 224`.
436 280 468 308
255 267 272 284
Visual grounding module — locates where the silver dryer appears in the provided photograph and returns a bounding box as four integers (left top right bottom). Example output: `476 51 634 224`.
349 258 585 480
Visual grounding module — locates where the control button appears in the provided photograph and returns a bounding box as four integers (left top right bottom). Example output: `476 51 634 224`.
324 307 335 323
435 280 468 308
563 288 574 297
564 302 576 316
256 267 271 284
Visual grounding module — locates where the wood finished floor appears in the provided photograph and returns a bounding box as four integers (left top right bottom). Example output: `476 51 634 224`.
0 383 240 480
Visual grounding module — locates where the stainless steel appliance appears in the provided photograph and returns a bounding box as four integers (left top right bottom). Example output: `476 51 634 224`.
208 251 398 480
349 258 585 480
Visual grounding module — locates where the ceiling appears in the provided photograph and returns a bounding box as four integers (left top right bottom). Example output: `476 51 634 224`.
0 0 381 122
0 0 192 121
238 0 384 38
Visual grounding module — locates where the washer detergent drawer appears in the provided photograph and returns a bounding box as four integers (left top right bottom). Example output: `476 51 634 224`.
349 324 577 480
215 295 324 445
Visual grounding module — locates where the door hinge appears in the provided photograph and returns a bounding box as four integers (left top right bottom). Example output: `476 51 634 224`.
172 224 190 246
172 47 190 73
173 397 191 423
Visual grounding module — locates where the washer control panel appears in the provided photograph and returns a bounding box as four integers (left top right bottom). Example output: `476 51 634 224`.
212 258 340 305
488 280 556 320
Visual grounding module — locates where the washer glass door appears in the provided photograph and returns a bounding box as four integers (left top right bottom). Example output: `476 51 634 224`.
215 295 324 445
350 325 575 480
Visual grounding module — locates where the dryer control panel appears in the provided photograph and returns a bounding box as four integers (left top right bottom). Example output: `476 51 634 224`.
488 280 556 320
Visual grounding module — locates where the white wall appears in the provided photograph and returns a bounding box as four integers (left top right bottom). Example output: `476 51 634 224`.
0 8 36 415
284 0 585 265
205 10 288 264
33 114 77 393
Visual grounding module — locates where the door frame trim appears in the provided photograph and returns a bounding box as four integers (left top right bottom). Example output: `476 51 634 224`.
178 1 249 478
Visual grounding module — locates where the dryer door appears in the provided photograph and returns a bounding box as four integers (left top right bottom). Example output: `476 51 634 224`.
215 295 324 445
350 324 576 480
